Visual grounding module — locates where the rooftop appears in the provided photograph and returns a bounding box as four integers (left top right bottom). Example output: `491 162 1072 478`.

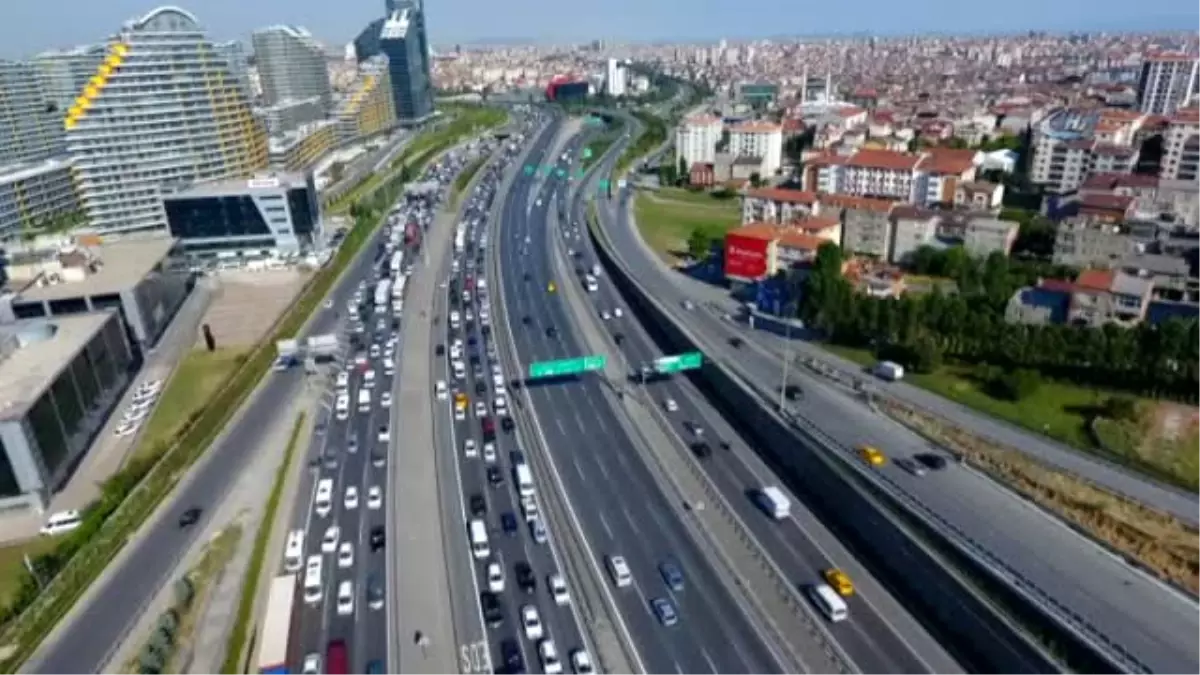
11 237 176 303
0 312 115 421
0 157 73 187
166 172 308 200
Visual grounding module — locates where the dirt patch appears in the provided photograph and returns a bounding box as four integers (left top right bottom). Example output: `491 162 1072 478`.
1093 401 1199 491
196 270 310 349
878 397 1200 594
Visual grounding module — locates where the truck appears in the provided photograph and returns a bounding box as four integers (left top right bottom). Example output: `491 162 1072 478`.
515 463 535 498
404 221 421 245
255 575 296 673
389 250 404 276
755 486 791 520
274 339 299 371
374 279 392 312
454 228 466 254
307 334 339 363
873 360 905 382
392 275 407 299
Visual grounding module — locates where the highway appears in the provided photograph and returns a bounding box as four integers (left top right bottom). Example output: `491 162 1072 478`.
595 181 1200 673
492 121 786 674
281 146 495 673
559 147 961 674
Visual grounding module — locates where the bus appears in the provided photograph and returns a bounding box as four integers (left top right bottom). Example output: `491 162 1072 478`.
256 575 297 673
515 463 535 498
374 279 392 312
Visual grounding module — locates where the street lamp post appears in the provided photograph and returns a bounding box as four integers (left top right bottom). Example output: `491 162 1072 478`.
776 299 794 412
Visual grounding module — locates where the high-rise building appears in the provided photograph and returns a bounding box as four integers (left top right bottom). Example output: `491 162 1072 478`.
1137 53 1199 116
64 6 268 235
0 60 67 165
605 58 626 97
380 3 434 124
334 55 398 143
33 46 106 117
252 26 332 113
216 40 253 100
353 17 386 64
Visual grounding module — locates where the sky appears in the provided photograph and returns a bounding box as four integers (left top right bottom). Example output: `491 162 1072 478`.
2 0 1197 59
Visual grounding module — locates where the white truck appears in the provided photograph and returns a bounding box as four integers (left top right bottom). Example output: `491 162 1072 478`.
755 486 791 520
389 250 405 276
374 279 392 313
454 228 466 254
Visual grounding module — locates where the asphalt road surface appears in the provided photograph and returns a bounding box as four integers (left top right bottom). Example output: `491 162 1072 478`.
493 125 785 674
597 185 1200 674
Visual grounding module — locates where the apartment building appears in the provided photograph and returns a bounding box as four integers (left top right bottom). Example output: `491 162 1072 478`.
740 187 818 224
801 147 978 206
1030 108 1147 194
889 206 942 264
728 122 783 176
65 7 268 235
1137 53 1198 116
1162 107 1199 182
334 56 398 144
253 26 333 120
32 46 106 115
380 4 434 124
675 115 723 167
268 121 339 173
605 58 626 97
1007 269 1155 327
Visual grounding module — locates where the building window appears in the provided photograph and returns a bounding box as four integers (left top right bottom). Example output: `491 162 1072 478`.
12 302 46 319
27 393 68 478
164 194 272 240
0 438 20 499
48 297 89 315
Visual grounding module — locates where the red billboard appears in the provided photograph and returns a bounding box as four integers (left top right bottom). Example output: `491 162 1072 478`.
724 233 771 281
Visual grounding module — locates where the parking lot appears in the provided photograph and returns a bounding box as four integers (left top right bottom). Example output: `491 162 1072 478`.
197 269 311 348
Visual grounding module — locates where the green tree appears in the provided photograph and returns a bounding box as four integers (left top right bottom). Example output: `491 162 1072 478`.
686 229 712 260
749 172 763 187
677 155 689 181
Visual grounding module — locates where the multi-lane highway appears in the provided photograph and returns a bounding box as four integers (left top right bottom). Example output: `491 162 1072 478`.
490 119 789 674
557 143 962 674
595 156 1200 673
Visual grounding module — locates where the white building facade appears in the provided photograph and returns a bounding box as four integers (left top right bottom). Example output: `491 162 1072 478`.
729 122 783 176
675 115 723 168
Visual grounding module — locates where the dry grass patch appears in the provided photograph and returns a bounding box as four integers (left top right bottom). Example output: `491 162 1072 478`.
880 398 1200 594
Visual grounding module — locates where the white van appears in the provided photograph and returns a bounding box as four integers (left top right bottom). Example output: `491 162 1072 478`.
40 510 83 536
515 464 535 498
606 555 632 587
363 369 376 389
807 583 849 622
283 530 305 572
335 371 349 391
335 393 349 421
468 518 490 559
303 555 324 604
584 275 598 293
357 388 371 412
315 478 334 517
383 357 395 376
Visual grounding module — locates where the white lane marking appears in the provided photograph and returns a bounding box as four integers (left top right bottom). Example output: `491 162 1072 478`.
596 511 614 539
700 647 718 674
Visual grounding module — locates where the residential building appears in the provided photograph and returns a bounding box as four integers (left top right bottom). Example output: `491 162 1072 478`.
1030 108 1148 194
960 217 1020 257
353 17 386 64
728 122 783 176
889 206 943 264
1162 107 1199 182
688 163 716 187
0 159 80 242
215 40 252 100
802 148 978 205
64 7 269 235
162 172 321 258
675 115 723 168
954 180 1004 210
268 121 339 173
740 187 818 224
32 46 106 116
605 58 626 97
380 2 433 125
0 60 66 165
333 56 398 143
819 195 897 258
252 25 333 127
1136 53 1198 116
1053 221 1141 267
723 222 824 283
1007 269 1154 328
261 97 326 136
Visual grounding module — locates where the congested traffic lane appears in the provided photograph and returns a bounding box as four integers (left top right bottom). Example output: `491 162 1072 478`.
496 127 784 674
562 150 958 674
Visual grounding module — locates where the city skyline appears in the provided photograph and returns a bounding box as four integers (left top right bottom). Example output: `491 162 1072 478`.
1 0 1197 59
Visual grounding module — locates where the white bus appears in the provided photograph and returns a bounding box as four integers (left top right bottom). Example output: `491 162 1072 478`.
515 463 535 498
468 519 490 559
807 583 849 622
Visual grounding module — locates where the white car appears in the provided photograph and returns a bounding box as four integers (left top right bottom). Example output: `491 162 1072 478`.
435 380 448 400
571 649 594 674
344 486 359 510
539 639 563 675
367 486 383 510
113 421 139 437
491 363 503 377
454 406 466 422
494 382 507 397
301 653 320 674
601 310 611 321
464 439 478 458
521 496 539 522
664 398 678 413
336 580 354 616
549 573 570 605
337 541 354 569
494 396 508 415
380 391 392 408
613 308 623 319
474 401 488 418
486 562 505 592
321 525 340 553
521 605 544 640
378 425 391 442
482 442 497 463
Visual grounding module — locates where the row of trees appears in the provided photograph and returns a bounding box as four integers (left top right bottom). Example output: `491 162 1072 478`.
800 244 1200 401
20 210 87 241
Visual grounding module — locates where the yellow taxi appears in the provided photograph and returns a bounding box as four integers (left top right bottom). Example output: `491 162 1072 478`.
547 281 557 293
859 445 886 467
454 393 468 411
823 568 854 597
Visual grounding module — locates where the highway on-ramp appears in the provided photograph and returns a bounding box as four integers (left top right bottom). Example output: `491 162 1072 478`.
596 182 1200 674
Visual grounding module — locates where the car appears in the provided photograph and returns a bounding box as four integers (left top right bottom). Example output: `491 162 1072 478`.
435 344 445 356
501 416 515 433
501 511 518 535
454 406 466 421
344 486 359 510
464 439 478 458
301 653 321 674
570 649 594 675
366 575 385 610
500 639 524 673
178 507 202 528
113 421 139 437
370 525 385 551
783 384 803 401
474 401 488 418
435 380 448 399
549 573 570 605
651 597 678 626
487 466 504 487
520 496 539 522
823 568 855 596
522 315 532 325
859 445 886 466
685 421 704 437
482 442 497 463
337 541 355 568
600 310 611 320
371 451 386 468
474 380 487 395
729 336 744 348
336 580 354 616
512 603 544 642
486 562 505 592
530 517 548 544
480 591 504 626
663 398 679 413
367 485 383 509
469 493 487 517
896 457 928 476
613 308 623 319
690 441 712 460
914 452 949 470
658 560 684 591
545 326 557 338
380 391 393 408
378 425 391 442
321 525 340 553
538 639 562 674
515 561 536 593
347 436 359 454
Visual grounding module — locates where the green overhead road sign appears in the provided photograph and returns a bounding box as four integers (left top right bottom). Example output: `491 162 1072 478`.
598 179 610 190
523 165 534 175
556 168 567 177
528 354 607 379
541 165 553 175
582 147 593 159
654 351 703 374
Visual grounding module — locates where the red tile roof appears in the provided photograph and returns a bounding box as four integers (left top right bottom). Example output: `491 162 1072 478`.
794 215 840 232
745 187 818 205
917 148 977 175
819 194 897 213
846 149 922 171
1081 193 1134 211
776 230 825 251
1076 269 1115 292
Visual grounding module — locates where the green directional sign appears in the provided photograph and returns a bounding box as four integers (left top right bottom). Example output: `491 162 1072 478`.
582 147 593 159
528 354 607 379
585 116 605 127
654 351 703 374
556 167 567 177
598 179 610 190
523 165 534 175
541 165 553 175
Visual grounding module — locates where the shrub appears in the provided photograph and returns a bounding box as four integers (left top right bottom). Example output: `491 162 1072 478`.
989 368 1042 401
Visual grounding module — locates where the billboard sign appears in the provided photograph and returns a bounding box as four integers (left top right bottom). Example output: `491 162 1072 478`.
724 233 771 281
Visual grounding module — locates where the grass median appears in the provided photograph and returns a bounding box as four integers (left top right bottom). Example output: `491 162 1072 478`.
452 157 486 205
0 110 508 671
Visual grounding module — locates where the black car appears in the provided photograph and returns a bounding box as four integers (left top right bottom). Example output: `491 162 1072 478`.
690 442 712 460
435 343 445 356
914 453 949 470
523 273 531 282
487 466 504 487
510 450 526 466
614 332 625 346
501 511 518 534
729 336 744 348
500 638 525 674
369 525 386 551
522 315 532 325
545 326 557 338
178 507 202 528
468 335 477 347
480 592 504 626
515 561 536 593
475 380 487 395
469 493 487 517
501 416 515 433
481 324 491 337
783 384 803 401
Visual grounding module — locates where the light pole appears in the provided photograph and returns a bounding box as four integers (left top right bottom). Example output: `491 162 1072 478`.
776 298 795 412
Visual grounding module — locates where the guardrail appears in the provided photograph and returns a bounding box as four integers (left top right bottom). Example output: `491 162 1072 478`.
582 195 1089 673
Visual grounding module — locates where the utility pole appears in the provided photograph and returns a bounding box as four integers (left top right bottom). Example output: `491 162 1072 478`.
776 299 794 412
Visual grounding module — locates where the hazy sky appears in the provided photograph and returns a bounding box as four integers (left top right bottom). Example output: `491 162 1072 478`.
2 0 1196 58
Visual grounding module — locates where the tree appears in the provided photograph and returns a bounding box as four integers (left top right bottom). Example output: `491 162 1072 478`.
677 155 688 181
749 172 763 188
686 229 712 260
328 162 346 184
